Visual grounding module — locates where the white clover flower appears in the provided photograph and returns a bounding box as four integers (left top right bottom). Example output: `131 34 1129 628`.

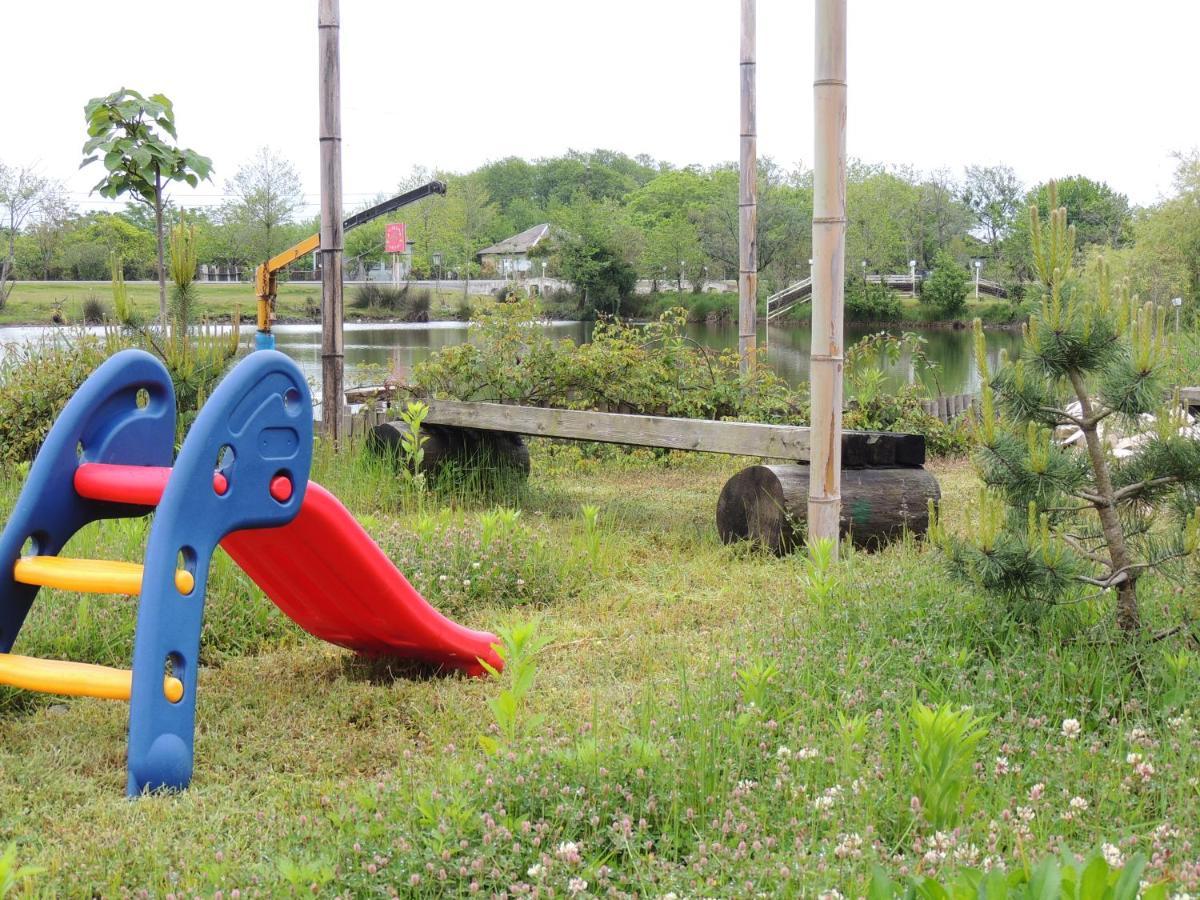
1069 796 1088 810
567 876 588 895
776 746 792 759
797 747 819 760
1102 843 1123 867
1062 718 1082 739
527 864 543 878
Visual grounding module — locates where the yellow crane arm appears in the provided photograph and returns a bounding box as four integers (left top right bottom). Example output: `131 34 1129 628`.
252 180 447 344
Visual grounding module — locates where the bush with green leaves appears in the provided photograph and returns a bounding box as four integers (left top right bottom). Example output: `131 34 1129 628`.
843 331 974 456
0 333 109 465
846 276 903 321
922 252 971 318
934 191 1200 634
407 300 801 423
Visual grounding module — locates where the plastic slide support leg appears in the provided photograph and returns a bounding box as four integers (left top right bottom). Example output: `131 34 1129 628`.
0 350 176 654
125 350 313 796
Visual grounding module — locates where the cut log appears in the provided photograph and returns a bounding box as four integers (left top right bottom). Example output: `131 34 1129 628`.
368 422 530 480
717 464 939 554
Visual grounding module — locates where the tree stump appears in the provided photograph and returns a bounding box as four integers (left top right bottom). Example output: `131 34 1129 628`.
716 464 939 554
368 422 530 481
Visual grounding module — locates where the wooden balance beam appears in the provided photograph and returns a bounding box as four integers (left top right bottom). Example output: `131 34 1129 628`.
405 399 925 468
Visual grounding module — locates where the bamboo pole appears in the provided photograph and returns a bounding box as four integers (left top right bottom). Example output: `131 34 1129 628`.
319 0 345 442
808 0 847 554
738 0 758 372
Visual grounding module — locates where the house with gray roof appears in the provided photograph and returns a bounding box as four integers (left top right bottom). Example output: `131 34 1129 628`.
476 223 550 278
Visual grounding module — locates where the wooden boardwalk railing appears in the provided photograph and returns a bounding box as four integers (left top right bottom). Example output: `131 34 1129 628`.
765 273 1009 321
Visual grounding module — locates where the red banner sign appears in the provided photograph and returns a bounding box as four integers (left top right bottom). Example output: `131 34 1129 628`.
384 222 407 254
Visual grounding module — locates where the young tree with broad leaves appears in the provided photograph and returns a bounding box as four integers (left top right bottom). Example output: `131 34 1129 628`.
81 88 212 323
934 188 1200 637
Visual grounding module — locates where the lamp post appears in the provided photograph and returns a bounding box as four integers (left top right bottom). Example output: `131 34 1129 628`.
861 258 867 287
1173 296 1183 334
909 259 917 297
974 259 982 299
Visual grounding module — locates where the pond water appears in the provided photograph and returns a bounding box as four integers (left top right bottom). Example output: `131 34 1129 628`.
0 320 1022 398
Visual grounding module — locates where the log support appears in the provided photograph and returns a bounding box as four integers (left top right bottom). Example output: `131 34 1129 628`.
717 464 939 555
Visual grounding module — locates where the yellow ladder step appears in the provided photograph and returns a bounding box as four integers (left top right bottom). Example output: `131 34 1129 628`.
13 556 194 596
0 653 184 702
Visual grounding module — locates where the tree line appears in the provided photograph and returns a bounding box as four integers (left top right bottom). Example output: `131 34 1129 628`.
3 97 1197 318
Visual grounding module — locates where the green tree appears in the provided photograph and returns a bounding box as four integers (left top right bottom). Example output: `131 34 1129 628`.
81 88 212 322
0 163 53 307
935 191 1200 635
222 146 303 263
920 251 969 317
1028 175 1131 249
845 162 920 272
26 187 75 280
962 165 1022 256
640 216 706 292
550 197 637 317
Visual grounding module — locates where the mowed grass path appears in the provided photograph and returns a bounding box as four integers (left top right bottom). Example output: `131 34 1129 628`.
0 449 1197 895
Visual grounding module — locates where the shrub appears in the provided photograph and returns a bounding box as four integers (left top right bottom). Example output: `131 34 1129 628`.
921 252 970 318
352 283 404 311
408 301 800 423
352 283 431 320
402 287 431 322
538 287 585 319
81 294 106 324
845 278 902 321
0 334 109 465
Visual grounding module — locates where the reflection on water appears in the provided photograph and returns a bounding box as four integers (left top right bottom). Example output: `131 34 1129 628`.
0 319 1022 398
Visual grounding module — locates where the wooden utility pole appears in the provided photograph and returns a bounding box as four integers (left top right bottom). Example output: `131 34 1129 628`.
318 0 345 441
738 0 758 373
808 0 847 554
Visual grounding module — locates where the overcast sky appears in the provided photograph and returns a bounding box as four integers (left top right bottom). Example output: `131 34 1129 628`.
3 0 1194 219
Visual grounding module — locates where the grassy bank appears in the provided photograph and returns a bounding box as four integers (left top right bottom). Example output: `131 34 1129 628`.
0 441 1197 895
0 282 493 326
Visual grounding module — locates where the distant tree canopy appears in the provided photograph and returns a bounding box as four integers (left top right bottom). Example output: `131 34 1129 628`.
11 143 1199 315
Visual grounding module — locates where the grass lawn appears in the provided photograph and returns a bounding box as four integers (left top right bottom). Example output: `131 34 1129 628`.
0 282 492 326
0 443 1197 896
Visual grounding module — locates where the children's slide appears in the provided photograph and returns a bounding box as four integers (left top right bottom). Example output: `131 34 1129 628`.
0 348 502 795
72 463 501 674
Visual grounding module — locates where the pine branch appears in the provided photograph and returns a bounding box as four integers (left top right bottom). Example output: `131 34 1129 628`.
1060 534 1110 566
1111 476 1179 504
1040 406 1085 428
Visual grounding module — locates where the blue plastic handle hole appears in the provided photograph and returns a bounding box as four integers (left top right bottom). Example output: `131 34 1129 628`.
283 387 302 417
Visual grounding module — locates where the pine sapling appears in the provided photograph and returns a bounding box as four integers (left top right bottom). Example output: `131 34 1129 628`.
934 187 1200 635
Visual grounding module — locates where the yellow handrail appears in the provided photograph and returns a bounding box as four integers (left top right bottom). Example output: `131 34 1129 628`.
0 653 183 703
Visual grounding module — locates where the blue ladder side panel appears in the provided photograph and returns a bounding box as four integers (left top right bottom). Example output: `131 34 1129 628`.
126 350 313 795
0 349 176 654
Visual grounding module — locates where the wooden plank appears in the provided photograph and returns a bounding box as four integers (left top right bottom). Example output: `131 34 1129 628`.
399 400 924 466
